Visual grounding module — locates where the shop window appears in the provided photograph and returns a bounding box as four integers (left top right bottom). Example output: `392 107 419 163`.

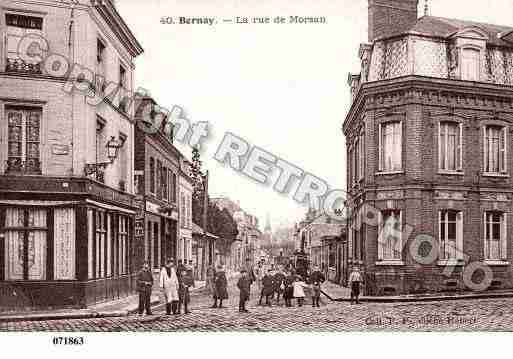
4 208 47 280
119 216 128 275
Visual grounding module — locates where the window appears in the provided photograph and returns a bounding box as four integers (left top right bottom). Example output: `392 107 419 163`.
5 13 44 74
181 193 186 228
162 167 168 201
119 133 127 191
439 210 463 260
484 211 507 261
153 222 159 269
96 39 106 92
119 65 127 88
379 122 402 172
378 210 402 261
461 48 480 81
118 216 129 275
6 107 42 174
149 158 155 194
95 211 107 278
358 132 365 180
156 160 162 199
439 122 462 172
93 117 106 183
4 208 47 280
169 172 177 203
484 125 507 174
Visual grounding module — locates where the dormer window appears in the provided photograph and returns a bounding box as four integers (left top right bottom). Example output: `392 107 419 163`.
461 48 480 81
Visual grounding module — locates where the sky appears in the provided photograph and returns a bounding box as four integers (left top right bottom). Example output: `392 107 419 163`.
116 0 513 231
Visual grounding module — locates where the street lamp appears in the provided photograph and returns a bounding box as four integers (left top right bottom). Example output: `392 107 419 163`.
84 136 125 180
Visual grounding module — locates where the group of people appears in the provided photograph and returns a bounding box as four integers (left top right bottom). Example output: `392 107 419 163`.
236 261 327 313
136 258 195 316
137 258 366 316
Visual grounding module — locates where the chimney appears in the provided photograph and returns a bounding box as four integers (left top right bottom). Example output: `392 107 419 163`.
368 0 419 42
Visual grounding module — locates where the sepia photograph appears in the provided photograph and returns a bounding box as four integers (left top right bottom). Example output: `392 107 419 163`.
1 0 513 355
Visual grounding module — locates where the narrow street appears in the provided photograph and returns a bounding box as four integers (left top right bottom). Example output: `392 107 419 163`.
3 278 513 331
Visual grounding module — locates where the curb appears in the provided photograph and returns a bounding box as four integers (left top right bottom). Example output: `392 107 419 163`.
0 284 208 323
321 289 513 303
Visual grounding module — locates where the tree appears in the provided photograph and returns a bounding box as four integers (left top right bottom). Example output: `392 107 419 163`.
190 147 205 225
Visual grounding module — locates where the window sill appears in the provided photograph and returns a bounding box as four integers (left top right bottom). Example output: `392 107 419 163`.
438 171 464 176
484 260 510 266
375 171 404 176
437 259 464 266
375 260 404 266
482 173 509 178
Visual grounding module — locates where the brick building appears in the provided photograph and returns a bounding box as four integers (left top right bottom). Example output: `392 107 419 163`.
0 0 143 308
344 0 513 295
133 96 180 275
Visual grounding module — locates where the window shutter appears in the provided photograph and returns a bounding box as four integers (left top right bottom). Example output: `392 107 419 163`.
378 123 383 171
438 122 442 170
377 211 383 261
501 213 508 260
438 211 443 260
457 212 464 260
484 212 489 260
458 123 463 171
396 122 403 170
502 127 508 173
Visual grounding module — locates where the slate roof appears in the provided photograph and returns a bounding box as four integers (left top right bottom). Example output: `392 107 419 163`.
406 15 513 47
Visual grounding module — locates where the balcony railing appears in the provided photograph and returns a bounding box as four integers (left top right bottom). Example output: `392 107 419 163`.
84 163 106 183
5 158 42 175
5 58 42 75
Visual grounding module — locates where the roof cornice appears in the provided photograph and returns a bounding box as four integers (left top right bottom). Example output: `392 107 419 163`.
90 0 144 57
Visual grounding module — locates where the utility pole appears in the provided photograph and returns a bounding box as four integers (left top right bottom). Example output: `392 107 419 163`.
201 170 209 280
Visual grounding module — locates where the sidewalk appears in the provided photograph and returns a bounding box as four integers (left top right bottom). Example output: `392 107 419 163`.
321 281 513 303
0 281 205 323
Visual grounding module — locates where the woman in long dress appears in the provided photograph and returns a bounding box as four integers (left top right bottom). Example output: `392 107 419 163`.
160 259 180 315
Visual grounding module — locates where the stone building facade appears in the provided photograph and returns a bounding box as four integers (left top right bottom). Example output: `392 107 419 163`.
0 0 143 309
344 0 513 295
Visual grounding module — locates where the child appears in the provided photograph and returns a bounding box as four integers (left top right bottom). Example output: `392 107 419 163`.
260 269 275 306
293 275 307 307
237 269 251 313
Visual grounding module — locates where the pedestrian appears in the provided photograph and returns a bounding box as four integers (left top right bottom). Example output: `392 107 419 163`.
237 269 251 313
293 275 307 307
349 266 363 305
259 269 275 306
137 261 153 316
187 260 196 284
212 265 228 308
254 261 264 295
309 265 326 308
180 267 194 314
283 270 295 307
206 265 216 296
273 266 286 305
159 259 180 315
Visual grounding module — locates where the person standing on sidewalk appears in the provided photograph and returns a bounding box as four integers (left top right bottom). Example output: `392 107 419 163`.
179 267 194 314
137 261 153 316
212 265 228 308
283 270 295 307
237 269 251 313
309 265 326 308
349 266 363 305
160 259 180 315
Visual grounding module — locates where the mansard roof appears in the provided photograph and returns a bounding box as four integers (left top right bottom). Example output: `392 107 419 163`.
408 15 513 47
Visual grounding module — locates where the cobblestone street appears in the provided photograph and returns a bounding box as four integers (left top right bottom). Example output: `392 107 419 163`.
2 280 513 332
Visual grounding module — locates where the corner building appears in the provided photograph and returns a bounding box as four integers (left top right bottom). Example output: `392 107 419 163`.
344 0 513 295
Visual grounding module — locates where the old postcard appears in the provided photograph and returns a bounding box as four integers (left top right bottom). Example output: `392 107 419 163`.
2 0 513 353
